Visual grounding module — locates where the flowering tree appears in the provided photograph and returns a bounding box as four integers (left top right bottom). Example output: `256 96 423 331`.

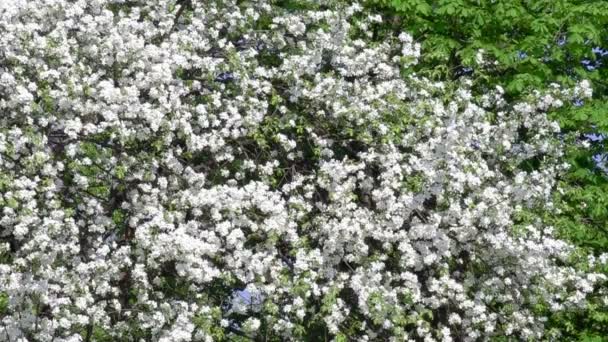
0 0 605 341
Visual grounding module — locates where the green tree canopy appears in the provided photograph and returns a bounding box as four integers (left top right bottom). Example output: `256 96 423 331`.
366 0 608 338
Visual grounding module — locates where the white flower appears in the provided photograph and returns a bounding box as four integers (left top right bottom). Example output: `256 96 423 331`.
243 317 261 332
475 49 485 64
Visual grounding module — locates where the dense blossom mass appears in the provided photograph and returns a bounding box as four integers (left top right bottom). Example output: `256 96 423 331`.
0 0 605 341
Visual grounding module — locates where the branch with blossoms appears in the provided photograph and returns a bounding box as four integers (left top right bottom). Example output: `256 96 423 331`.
0 1 604 342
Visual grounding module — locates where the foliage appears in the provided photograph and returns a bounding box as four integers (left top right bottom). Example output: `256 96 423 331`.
0 0 606 341
361 0 608 339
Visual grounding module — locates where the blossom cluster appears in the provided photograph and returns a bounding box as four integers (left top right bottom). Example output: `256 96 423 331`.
0 0 604 341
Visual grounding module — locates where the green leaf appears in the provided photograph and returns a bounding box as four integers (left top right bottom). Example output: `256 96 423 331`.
335 333 348 342
115 165 127 180
0 292 8 315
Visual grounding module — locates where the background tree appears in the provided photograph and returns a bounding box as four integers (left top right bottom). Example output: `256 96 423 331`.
364 0 608 339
